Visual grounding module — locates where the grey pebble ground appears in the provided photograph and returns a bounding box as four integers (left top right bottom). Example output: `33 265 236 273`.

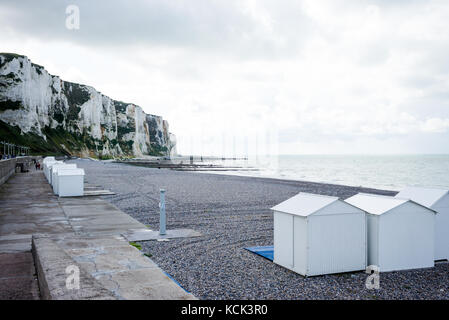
71 159 449 300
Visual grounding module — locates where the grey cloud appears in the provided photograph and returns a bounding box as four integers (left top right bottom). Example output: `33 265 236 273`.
0 0 314 59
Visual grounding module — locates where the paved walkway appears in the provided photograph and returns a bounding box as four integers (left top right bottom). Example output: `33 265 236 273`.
0 252 39 300
0 170 195 300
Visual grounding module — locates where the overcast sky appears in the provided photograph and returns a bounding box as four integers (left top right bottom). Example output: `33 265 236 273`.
1 0 449 155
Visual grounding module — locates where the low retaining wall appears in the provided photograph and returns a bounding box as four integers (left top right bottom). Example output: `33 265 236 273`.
31 236 116 300
0 157 36 186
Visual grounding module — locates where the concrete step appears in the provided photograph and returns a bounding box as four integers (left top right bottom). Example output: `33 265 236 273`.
32 236 116 300
32 235 196 300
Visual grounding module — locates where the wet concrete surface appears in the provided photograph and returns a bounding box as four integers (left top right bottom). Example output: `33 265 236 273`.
0 169 197 300
0 252 39 300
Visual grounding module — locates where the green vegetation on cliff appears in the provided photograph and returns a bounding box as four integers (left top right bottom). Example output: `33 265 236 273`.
0 100 22 111
0 120 67 156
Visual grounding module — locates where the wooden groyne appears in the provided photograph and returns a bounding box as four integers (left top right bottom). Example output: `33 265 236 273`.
114 159 259 172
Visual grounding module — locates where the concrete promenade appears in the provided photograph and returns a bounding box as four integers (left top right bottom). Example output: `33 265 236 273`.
0 169 195 300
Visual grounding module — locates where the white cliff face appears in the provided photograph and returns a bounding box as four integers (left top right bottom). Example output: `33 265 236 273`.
125 104 151 157
0 56 54 135
169 133 177 156
0 53 176 157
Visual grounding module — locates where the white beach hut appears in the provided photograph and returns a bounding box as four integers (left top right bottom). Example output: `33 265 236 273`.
46 161 63 184
271 192 367 277
51 164 78 195
42 156 55 164
346 193 435 272
49 163 76 184
43 160 58 181
395 187 449 261
57 168 85 197
42 157 54 181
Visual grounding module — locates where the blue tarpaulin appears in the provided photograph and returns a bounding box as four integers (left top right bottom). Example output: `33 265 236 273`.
244 245 274 261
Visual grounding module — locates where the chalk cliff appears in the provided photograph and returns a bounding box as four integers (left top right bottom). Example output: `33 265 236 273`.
0 53 176 158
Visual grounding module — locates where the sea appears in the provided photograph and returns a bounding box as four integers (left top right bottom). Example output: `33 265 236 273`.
198 154 449 191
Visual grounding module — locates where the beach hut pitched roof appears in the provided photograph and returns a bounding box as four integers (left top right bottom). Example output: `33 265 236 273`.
346 193 435 215
345 193 409 215
271 192 339 217
395 187 449 208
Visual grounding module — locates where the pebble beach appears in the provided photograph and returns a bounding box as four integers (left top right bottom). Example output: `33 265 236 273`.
71 159 449 300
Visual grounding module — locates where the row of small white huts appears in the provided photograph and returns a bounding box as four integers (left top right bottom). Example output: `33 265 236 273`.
272 187 449 276
42 157 85 197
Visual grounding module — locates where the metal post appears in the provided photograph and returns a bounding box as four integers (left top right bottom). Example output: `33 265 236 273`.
159 189 166 235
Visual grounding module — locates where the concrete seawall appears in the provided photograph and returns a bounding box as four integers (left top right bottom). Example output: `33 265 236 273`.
0 158 19 186
0 157 35 186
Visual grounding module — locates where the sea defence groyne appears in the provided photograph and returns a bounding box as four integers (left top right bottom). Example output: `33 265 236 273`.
115 157 258 172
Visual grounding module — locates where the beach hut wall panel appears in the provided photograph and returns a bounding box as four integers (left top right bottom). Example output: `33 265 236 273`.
46 161 63 184
293 215 308 275
307 212 366 276
42 157 55 164
42 157 56 180
44 161 57 181
44 161 62 182
52 165 78 195
395 187 449 261
272 193 367 277
42 159 53 180
346 193 435 272
379 202 434 272
273 212 295 270
50 163 77 185
57 169 84 197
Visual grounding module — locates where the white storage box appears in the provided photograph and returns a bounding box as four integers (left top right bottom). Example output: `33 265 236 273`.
51 164 78 194
346 193 436 272
57 168 85 197
395 187 449 261
271 192 367 276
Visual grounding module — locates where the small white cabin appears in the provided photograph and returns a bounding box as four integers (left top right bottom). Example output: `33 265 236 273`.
57 168 85 197
44 160 62 182
271 192 367 277
395 187 449 261
346 193 435 272
51 164 78 195
42 156 55 164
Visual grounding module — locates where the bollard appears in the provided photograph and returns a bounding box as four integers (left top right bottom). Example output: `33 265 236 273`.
159 189 166 235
